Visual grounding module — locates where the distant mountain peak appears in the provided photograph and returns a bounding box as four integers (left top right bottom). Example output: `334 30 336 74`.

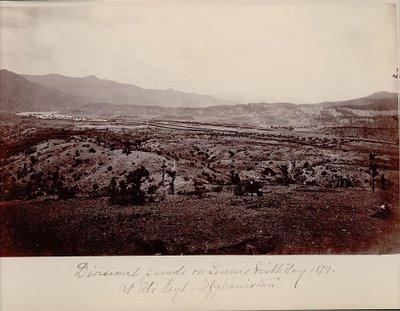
83 75 99 80
368 91 398 99
0 69 83 112
0 69 30 83
22 71 238 108
0 68 19 77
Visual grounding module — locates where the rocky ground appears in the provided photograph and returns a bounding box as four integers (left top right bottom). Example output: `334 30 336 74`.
1 186 399 256
0 114 399 256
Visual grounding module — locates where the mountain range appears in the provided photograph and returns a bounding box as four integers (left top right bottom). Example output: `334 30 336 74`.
23 72 236 108
0 69 82 112
0 69 398 126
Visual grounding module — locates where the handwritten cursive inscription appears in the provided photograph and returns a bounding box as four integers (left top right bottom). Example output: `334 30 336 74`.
74 261 335 301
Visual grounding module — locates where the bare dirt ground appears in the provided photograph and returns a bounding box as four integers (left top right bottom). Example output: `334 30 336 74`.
0 113 399 256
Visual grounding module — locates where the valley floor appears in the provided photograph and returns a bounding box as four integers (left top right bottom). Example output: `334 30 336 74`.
0 114 399 256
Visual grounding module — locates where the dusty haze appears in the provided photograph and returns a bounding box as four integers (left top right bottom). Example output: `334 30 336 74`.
0 1 398 103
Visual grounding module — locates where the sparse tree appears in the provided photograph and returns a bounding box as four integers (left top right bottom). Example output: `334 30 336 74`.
5 176 21 200
161 160 167 185
122 141 132 155
126 165 150 204
29 155 37 165
379 173 385 186
261 167 276 177
379 174 389 190
108 177 118 204
118 179 127 195
230 170 241 185
166 170 176 195
92 182 99 195
193 179 206 197
369 152 378 192
230 170 243 195
279 165 289 186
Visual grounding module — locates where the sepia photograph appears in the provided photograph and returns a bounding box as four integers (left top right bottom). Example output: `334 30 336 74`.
0 0 399 257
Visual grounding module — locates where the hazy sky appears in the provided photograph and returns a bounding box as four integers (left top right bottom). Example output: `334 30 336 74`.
0 1 398 103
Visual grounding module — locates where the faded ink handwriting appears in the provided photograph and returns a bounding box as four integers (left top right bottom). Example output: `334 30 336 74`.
74 261 335 301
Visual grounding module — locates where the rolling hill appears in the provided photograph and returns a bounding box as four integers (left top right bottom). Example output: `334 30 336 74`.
318 91 398 111
1 69 397 127
0 69 83 112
